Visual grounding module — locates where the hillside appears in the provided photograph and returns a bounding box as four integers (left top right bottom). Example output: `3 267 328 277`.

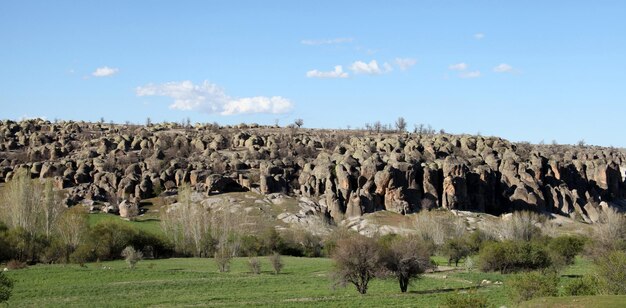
0 119 624 227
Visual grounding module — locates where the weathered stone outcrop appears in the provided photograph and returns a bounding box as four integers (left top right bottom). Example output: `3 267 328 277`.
0 119 624 223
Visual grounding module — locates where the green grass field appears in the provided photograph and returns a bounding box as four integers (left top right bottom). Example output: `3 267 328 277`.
3 255 610 307
4 257 507 307
520 295 626 308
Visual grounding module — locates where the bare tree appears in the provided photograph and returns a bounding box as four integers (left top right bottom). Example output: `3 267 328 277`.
414 123 424 134
0 169 42 236
381 236 433 293
57 206 89 262
160 184 214 257
373 121 382 134
212 208 246 259
395 117 407 132
42 179 63 239
294 118 304 128
332 234 381 294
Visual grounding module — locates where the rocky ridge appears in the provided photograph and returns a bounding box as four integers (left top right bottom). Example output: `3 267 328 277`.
0 119 624 224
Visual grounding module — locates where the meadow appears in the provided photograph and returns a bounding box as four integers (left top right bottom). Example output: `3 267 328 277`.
4 255 620 307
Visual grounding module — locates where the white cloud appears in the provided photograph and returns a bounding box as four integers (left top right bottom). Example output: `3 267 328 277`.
136 80 293 115
459 71 481 79
395 58 417 70
474 33 485 40
222 97 293 115
301 38 354 45
493 63 514 73
306 65 349 78
449 63 468 71
350 60 392 75
92 66 119 77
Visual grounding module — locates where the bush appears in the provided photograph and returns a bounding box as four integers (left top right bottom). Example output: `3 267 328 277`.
5 227 48 263
130 231 173 259
0 271 13 303
479 240 552 274
69 244 95 266
441 237 471 267
0 224 14 262
240 235 263 257
509 271 559 303
564 275 599 296
214 248 232 273
381 236 433 293
89 220 138 260
121 246 143 269
465 230 489 254
269 252 284 275
594 250 626 295
85 220 170 262
6 260 27 270
248 257 261 274
443 292 489 308
547 235 586 268
40 238 66 264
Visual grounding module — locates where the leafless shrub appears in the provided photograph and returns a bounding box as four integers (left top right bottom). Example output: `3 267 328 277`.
6 260 27 270
248 257 261 274
214 247 232 273
121 246 143 269
269 252 284 275
413 211 465 246
494 211 544 241
591 207 626 256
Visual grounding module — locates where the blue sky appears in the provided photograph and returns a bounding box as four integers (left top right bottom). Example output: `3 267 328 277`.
1 1 625 147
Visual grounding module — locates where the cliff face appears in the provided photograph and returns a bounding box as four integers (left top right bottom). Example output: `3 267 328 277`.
1 119 624 223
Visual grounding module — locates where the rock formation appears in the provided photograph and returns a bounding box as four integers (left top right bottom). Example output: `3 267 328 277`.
0 118 624 223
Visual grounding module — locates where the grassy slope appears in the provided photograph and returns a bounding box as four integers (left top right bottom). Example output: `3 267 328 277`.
88 213 163 236
5 257 513 307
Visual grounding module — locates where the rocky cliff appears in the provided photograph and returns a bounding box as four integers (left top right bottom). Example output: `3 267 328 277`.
0 119 624 223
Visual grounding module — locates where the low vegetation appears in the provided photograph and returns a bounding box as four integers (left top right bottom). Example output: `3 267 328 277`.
0 271 13 303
